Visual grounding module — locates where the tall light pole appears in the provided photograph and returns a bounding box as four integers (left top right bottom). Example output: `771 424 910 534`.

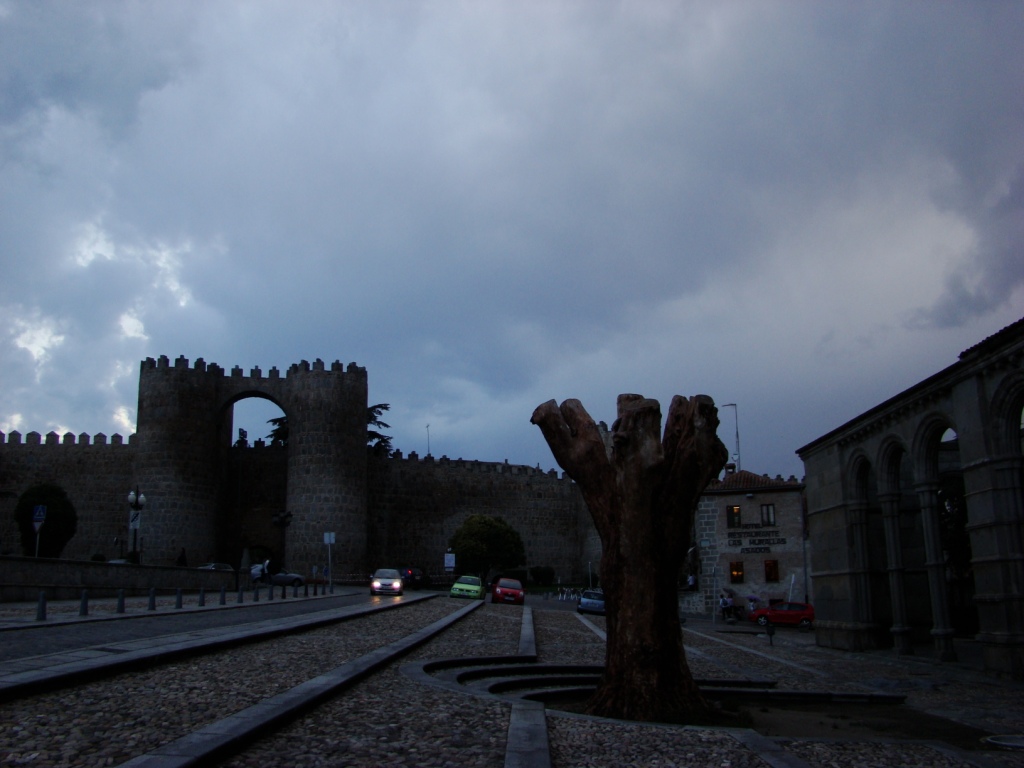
127 487 145 562
721 403 741 472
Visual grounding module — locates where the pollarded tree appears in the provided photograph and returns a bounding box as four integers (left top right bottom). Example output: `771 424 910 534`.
531 393 727 724
15 483 78 558
449 514 526 579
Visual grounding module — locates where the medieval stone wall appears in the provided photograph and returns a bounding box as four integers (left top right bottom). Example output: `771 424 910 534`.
367 451 590 581
0 431 135 560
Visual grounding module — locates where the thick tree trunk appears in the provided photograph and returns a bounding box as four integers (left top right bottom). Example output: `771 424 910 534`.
531 393 727 723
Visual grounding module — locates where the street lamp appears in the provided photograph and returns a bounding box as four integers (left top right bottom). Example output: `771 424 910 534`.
127 487 145 562
721 403 741 472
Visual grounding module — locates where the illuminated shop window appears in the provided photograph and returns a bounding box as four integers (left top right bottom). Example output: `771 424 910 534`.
726 505 741 528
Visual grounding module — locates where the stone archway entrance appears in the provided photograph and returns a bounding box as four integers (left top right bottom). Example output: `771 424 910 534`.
217 395 289 571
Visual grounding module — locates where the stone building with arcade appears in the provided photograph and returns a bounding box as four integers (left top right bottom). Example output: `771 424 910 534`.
798 316 1024 677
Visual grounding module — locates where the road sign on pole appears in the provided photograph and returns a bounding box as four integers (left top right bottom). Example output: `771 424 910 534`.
33 506 46 558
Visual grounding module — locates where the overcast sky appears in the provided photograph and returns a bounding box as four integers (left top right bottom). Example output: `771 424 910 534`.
2 2 1022 480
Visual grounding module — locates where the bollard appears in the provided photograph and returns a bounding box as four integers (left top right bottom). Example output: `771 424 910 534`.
117 589 125 614
313 582 318 597
79 589 89 617
198 587 206 607
237 587 244 604
292 584 298 598
303 583 308 598
267 583 274 601
148 587 157 611
175 588 183 609
766 622 776 647
220 586 227 606
36 591 47 621
254 585 260 602
283 584 288 600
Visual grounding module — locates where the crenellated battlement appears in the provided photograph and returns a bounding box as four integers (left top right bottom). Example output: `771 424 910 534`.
0 430 134 447
140 355 366 380
385 450 570 482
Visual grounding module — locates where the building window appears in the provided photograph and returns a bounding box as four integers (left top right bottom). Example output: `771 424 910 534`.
764 560 779 582
730 561 744 584
727 505 741 528
760 504 776 526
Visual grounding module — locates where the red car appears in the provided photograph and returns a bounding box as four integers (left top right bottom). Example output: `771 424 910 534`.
748 601 815 629
491 577 525 605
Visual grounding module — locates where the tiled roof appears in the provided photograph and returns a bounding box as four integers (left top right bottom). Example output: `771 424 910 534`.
704 469 803 492
959 315 1024 360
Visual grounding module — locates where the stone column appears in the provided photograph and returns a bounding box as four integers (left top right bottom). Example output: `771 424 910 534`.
846 501 878 648
915 483 957 661
879 493 913 654
963 455 1024 676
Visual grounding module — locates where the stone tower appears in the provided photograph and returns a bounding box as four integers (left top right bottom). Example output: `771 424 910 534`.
133 355 368 573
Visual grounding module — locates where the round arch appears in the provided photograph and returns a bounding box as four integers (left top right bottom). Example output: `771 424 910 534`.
877 436 910 496
846 450 875 503
912 411 959 486
989 370 1024 457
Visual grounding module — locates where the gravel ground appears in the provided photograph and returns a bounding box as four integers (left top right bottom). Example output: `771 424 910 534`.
0 598 466 767
536 613 1023 768
2 600 1023 768
217 602 524 768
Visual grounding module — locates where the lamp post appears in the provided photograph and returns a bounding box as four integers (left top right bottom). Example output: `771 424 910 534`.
127 487 145 562
721 403 741 472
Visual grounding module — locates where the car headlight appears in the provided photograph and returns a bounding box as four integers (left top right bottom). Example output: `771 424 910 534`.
371 580 381 588
391 580 402 589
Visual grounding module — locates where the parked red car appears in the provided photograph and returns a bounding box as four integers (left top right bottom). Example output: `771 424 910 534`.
491 577 525 605
748 601 815 628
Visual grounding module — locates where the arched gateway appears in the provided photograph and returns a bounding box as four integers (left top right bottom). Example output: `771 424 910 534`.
798 317 1024 677
133 355 369 575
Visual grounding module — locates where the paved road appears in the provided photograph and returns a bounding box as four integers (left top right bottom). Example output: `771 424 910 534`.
0 588 580 663
0 591 377 661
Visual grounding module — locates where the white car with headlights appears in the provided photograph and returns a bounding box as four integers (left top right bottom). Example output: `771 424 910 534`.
370 568 404 596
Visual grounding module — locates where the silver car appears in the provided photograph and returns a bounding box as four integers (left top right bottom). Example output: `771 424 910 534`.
370 568 404 596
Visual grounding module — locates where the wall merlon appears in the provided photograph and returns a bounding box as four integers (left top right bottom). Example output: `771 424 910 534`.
175 355 189 368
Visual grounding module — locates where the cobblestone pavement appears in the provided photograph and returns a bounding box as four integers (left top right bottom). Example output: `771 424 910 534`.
1 598 1023 767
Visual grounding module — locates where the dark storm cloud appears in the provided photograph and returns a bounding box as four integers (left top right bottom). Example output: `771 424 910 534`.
1 2 1022 478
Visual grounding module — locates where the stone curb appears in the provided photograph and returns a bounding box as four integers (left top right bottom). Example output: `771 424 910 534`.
116 599 484 768
0 589 364 632
0 593 437 699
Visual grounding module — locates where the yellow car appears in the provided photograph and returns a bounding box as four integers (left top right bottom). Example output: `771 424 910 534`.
449 575 484 599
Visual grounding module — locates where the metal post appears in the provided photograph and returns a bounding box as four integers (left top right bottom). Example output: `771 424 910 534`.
220 586 227 606
148 587 156 611
79 590 89 617
198 587 206 607
117 589 125 613
36 592 47 621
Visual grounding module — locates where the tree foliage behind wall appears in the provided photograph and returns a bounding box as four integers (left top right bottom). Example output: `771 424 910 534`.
449 514 526 578
15 483 78 558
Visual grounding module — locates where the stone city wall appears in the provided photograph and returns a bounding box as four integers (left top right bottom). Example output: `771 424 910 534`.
0 430 136 561
367 451 591 582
